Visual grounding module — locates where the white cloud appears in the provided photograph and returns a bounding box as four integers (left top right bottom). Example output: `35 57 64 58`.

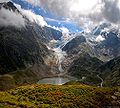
14 3 48 27
45 17 71 23
22 10 47 27
0 2 48 28
69 0 98 14
26 0 41 6
0 7 25 28
25 0 120 28
49 26 60 31
96 35 105 42
60 27 69 33
0 0 10 3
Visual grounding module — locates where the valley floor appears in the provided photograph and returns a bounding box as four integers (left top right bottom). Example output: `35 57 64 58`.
0 83 120 108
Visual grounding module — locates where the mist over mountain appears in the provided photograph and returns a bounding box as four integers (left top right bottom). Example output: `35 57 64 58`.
0 1 62 90
0 0 120 107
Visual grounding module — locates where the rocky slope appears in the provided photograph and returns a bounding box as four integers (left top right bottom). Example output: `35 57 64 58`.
62 35 86 54
0 1 62 90
67 53 103 86
98 56 120 87
65 51 120 87
63 22 120 62
0 1 120 107
93 28 120 61
62 23 120 87
0 1 120 91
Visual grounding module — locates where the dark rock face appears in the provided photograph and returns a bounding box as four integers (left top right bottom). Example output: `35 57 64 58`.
33 25 62 43
62 24 120 86
67 53 103 85
103 31 119 46
0 1 62 90
98 56 120 87
43 26 62 41
66 50 120 87
62 35 86 54
67 51 120 87
92 22 110 36
0 1 19 11
63 24 120 61
94 30 120 61
0 26 48 74
0 1 62 75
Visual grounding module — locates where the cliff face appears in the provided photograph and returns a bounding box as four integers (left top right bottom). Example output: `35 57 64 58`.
33 25 62 43
0 26 46 74
98 56 120 87
0 25 61 74
60 22 120 87
67 53 103 86
0 1 62 90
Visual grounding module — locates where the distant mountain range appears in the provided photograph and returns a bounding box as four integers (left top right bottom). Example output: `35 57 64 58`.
63 22 120 62
0 1 120 108
62 22 120 87
0 1 120 91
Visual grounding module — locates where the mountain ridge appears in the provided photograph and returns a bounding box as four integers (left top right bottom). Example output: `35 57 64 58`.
0 1 62 90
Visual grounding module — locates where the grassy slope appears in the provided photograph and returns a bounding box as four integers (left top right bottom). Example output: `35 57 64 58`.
0 83 120 108
67 53 103 86
0 64 52 91
98 57 120 87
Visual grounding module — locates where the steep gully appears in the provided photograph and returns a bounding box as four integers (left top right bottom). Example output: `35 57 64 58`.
52 36 104 87
38 34 77 85
38 34 104 86
50 36 104 86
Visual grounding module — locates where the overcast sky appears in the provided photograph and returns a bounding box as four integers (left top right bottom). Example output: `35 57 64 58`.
0 0 10 3
1 0 120 32
25 0 120 26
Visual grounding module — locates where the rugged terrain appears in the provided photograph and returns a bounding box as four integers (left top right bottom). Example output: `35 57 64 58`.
0 2 120 90
0 1 62 91
0 1 120 107
62 23 120 87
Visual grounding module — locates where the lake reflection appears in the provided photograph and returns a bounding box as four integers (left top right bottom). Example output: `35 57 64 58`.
37 77 70 85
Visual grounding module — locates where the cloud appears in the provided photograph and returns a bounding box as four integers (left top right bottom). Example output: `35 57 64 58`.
0 7 25 28
0 2 48 28
26 0 70 17
49 26 60 31
45 17 71 24
0 0 10 3
14 3 48 27
96 35 105 42
60 27 69 33
25 0 41 6
25 0 120 28
101 0 120 23
22 10 48 27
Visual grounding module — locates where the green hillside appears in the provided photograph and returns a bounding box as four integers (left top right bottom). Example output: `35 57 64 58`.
0 83 120 108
